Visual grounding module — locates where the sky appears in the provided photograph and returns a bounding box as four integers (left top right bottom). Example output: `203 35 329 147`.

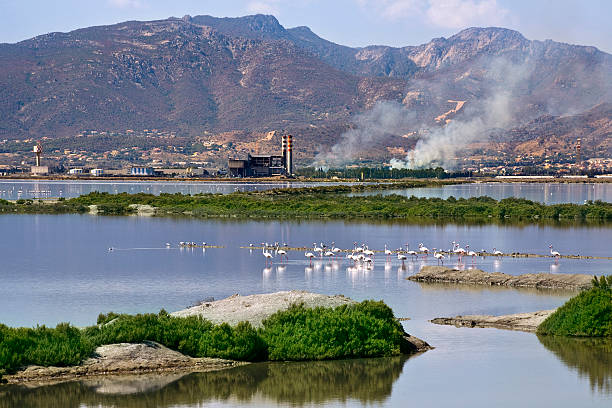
1 0 611 53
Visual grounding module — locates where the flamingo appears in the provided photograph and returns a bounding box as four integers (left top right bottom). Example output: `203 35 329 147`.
418 243 429 258
433 248 445 265
364 246 375 258
324 250 335 258
549 245 561 258
276 245 288 263
493 248 503 257
406 244 418 260
262 246 273 265
331 242 342 255
466 245 477 263
397 251 407 266
384 244 393 260
305 251 316 266
354 242 364 253
454 243 466 262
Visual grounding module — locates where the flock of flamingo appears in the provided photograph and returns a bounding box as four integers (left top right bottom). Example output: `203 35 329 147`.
258 241 563 267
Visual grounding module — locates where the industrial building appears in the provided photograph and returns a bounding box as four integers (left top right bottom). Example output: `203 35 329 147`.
228 135 294 177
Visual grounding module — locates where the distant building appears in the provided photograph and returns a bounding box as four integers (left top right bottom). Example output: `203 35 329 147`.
228 135 294 177
31 165 49 175
68 168 84 175
90 168 104 176
130 166 155 176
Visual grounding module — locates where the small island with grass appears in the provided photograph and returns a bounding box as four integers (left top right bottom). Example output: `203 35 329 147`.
0 291 431 385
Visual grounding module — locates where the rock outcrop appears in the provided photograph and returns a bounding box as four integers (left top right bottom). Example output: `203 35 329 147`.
172 290 356 327
3 341 244 385
408 266 592 290
431 310 555 333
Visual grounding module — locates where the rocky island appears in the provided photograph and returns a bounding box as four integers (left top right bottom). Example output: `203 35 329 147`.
1 291 430 385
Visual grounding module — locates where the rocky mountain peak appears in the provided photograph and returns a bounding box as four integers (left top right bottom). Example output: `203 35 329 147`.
189 14 286 40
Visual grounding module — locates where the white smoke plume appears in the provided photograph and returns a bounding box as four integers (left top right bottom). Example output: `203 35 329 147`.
313 101 416 167
316 56 536 169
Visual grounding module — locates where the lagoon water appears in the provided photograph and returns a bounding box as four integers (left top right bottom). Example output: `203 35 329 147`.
355 181 612 204
1 212 612 407
1 180 611 204
0 180 350 200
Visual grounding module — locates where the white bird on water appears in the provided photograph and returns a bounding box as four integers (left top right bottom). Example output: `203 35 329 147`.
549 245 561 258
397 251 407 266
263 246 273 265
276 245 288 262
418 243 429 258
384 244 393 259
493 248 503 257
305 251 316 265
433 248 445 265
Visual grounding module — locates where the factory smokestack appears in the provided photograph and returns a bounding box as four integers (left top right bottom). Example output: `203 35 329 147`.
286 135 293 175
281 134 287 166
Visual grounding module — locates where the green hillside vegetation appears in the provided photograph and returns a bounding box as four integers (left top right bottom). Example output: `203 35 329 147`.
537 276 612 337
0 301 408 381
0 185 610 222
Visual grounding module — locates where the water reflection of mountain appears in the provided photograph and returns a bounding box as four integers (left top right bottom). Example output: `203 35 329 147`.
538 335 612 395
0 356 409 407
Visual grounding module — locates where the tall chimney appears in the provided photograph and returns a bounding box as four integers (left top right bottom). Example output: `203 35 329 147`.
33 142 42 167
286 134 293 175
281 134 287 167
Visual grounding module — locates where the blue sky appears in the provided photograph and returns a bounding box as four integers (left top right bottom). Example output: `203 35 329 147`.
2 0 611 52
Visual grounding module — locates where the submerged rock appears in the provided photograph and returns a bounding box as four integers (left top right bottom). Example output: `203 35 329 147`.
431 310 556 333
409 266 592 290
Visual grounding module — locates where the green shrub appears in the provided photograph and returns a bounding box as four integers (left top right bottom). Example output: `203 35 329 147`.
537 277 612 337
0 323 94 375
261 301 405 361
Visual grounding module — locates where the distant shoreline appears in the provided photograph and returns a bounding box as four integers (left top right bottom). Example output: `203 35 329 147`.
0 175 611 183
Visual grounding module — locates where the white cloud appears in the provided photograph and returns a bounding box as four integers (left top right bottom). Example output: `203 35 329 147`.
247 0 281 15
426 0 510 28
357 0 511 28
108 0 143 8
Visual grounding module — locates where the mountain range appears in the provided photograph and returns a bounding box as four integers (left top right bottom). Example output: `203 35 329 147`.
0 14 610 164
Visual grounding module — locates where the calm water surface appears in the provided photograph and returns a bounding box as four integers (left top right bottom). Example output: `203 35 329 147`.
356 182 612 204
1 214 611 407
0 180 354 200
1 180 610 204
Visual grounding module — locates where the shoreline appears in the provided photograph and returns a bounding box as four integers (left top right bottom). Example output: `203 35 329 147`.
1 175 610 183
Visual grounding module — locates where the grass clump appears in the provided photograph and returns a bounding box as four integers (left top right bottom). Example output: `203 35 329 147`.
261 301 407 360
537 276 612 337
